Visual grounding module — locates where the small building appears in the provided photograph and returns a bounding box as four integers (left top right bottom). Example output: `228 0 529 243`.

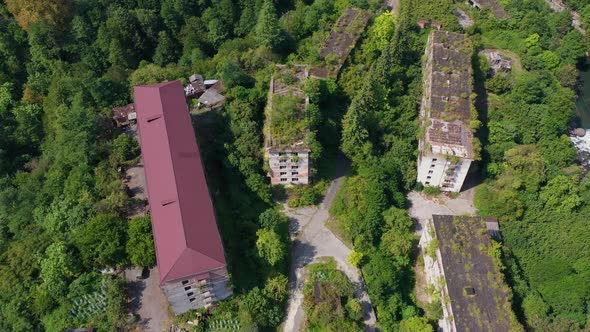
112 104 136 127
133 81 232 315
469 0 509 19
420 215 520 332
265 65 311 185
417 30 478 192
185 74 206 98
197 81 226 110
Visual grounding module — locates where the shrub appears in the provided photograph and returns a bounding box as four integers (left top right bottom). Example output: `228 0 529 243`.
423 186 442 196
348 251 364 267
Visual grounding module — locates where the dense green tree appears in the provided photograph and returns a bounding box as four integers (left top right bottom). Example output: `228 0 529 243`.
256 228 286 267
5 0 72 31
258 208 289 236
255 0 284 49
110 134 140 166
399 316 434 332
40 242 77 299
539 175 582 214
243 287 283 327
126 215 156 267
73 214 128 268
153 30 180 66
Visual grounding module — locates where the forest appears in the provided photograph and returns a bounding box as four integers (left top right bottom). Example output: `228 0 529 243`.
0 0 589 331
0 0 384 330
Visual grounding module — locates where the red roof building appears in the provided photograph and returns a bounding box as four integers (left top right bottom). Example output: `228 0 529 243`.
133 81 232 313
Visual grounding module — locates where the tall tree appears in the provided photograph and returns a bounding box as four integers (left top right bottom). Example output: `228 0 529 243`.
255 0 284 49
5 0 72 31
73 214 128 269
126 216 156 267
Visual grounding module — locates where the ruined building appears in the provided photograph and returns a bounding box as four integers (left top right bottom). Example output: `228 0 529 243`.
417 30 479 192
468 0 509 19
265 65 311 185
419 215 520 332
134 81 232 314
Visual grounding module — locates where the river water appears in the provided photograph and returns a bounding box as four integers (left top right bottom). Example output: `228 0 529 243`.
572 66 590 167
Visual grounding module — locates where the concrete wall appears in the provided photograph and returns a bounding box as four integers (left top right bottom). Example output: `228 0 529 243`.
268 151 310 185
162 267 233 315
419 220 456 332
417 155 471 192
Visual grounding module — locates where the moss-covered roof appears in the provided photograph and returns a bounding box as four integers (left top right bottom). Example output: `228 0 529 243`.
421 30 476 159
432 215 518 332
311 7 370 78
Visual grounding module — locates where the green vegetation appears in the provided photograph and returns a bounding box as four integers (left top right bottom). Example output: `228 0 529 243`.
302 258 364 331
0 0 359 329
126 215 156 268
460 0 590 330
0 0 588 330
270 94 308 145
331 1 434 329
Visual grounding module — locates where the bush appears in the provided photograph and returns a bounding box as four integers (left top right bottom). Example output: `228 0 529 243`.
423 186 442 196
287 185 321 207
348 251 364 267
126 215 155 267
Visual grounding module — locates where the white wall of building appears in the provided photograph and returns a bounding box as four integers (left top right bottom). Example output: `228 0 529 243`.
417 156 472 192
419 220 456 332
268 151 310 185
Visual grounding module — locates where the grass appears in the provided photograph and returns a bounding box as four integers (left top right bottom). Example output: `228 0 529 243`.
325 216 354 249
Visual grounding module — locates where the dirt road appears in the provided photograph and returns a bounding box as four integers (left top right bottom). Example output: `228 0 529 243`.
282 156 376 332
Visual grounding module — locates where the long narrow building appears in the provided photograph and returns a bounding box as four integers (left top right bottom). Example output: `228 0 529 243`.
420 215 520 331
417 30 477 192
133 81 232 315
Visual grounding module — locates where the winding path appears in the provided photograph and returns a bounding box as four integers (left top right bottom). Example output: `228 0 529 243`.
282 156 376 332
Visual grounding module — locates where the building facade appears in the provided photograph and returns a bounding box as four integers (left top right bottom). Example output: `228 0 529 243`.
134 81 232 315
417 30 477 192
268 149 310 185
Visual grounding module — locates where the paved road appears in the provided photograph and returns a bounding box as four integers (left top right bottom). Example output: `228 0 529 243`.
408 184 477 236
282 156 377 332
125 267 170 332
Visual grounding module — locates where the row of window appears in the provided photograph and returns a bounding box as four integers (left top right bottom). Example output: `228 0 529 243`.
280 178 299 182
181 280 197 303
279 165 299 170
280 172 299 176
278 152 304 156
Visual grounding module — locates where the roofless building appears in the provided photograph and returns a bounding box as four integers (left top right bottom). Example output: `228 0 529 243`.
265 65 311 185
134 81 232 315
417 30 479 192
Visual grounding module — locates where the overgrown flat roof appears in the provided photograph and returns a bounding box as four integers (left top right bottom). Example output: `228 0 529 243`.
422 30 475 158
432 215 516 332
264 65 310 151
311 7 370 78
473 0 509 19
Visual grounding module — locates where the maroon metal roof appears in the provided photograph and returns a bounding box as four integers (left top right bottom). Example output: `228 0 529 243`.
133 81 226 285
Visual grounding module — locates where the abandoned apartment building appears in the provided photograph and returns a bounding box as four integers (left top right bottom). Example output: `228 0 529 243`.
420 215 519 332
133 80 232 314
310 7 370 79
417 30 478 192
468 0 509 19
265 65 311 185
